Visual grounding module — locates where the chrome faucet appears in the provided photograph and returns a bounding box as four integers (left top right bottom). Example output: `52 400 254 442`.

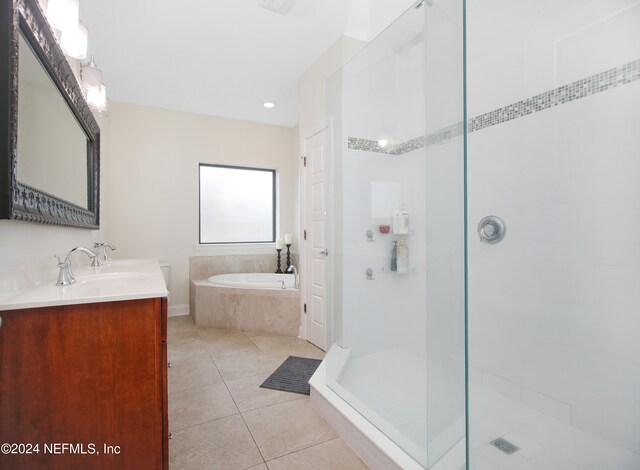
92 242 116 266
286 264 299 289
55 246 99 286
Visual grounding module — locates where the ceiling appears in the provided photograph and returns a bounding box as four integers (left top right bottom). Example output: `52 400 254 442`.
80 0 416 127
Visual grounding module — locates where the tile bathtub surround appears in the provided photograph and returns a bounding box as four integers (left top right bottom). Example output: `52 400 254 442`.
190 281 300 336
348 58 640 154
166 316 361 469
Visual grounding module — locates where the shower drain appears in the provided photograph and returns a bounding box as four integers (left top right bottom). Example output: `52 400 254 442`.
490 437 520 455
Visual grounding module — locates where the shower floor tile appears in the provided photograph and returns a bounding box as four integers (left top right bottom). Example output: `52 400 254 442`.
469 384 640 470
328 344 639 470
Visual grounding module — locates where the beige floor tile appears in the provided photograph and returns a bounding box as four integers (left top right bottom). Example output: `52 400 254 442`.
168 326 203 346
225 371 304 412
247 465 268 470
265 438 367 470
169 382 238 431
265 342 326 364
168 354 224 394
213 351 281 382
243 398 338 461
168 314 196 329
200 328 263 357
246 332 325 363
247 333 306 352
168 339 210 364
169 414 264 470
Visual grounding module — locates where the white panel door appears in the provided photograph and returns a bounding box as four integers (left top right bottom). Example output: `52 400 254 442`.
305 131 327 350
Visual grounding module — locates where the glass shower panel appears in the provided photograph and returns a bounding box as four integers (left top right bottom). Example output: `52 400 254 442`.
325 2 466 468
467 1 640 468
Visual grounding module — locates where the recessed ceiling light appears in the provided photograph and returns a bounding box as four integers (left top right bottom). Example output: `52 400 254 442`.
263 101 276 109
259 0 295 15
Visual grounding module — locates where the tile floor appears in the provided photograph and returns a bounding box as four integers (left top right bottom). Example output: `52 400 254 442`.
167 315 368 470
168 315 640 469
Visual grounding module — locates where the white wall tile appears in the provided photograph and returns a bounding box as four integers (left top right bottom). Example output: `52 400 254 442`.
468 3 640 454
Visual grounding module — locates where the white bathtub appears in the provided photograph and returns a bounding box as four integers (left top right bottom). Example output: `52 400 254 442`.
207 272 297 290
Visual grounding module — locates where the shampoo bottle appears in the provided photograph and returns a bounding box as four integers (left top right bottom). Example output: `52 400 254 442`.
392 207 409 234
391 241 398 272
396 239 409 273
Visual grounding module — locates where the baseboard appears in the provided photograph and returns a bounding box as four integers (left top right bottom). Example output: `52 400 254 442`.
168 304 189 317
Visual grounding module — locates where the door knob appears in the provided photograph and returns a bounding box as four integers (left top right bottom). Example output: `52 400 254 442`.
319 249 328 256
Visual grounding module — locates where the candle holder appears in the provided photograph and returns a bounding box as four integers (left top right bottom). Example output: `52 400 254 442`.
285 243 292 272
275 249 283 273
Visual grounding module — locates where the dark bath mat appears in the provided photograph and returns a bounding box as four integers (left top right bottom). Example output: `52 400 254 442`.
260 356 322 395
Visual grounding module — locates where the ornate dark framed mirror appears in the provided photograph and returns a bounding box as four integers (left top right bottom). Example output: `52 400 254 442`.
0 0 100 228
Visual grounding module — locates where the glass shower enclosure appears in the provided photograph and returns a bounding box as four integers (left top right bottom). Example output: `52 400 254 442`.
323 0 640 469
324 1 466 468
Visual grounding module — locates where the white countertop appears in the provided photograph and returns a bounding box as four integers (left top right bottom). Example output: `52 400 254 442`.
0 259 168 311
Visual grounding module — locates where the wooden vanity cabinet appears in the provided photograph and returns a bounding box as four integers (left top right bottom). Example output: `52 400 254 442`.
0 297 168 469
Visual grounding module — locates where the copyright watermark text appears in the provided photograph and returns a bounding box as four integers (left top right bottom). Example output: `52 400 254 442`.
1 442 121 456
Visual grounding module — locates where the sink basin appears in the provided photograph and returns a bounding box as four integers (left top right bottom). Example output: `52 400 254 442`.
100 259 156 268
75 272 151 289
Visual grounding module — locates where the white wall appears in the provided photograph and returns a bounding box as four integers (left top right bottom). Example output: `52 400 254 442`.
103 102 297 312
468 0 640 452
298 35 365 142
0 114 109 288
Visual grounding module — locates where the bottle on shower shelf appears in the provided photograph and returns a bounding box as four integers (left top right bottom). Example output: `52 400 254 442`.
392 207 409 234
391 240 398 272
396 239 409 273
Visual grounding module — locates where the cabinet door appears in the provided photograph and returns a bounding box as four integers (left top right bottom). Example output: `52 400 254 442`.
0 298 163 469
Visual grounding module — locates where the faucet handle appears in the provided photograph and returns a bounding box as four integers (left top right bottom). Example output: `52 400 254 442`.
92 242 116 265
55 255 74 286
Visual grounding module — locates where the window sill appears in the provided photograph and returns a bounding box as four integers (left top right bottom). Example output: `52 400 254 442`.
192 243 277 255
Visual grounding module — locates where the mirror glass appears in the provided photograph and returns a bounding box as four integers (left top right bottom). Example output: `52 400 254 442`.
16 33 88 209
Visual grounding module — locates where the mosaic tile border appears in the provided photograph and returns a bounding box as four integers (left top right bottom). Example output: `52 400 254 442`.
469 58 640 132
348 58 640 154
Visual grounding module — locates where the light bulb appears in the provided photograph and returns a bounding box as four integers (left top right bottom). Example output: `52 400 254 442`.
378 139 389 148
46 0 79 31
61 22 88 59
87 84 107 111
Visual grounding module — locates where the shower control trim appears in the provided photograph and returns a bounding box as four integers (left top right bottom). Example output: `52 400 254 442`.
478 216 506 244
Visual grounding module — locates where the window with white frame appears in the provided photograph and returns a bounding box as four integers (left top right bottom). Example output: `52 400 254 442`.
199 164 276 244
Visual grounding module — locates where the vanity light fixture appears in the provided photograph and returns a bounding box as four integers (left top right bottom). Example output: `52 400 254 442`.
46 0 80 31
81 55 102 91
60 21 88 59
81 56 108 114
86 84 108 113
263 101 276 109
